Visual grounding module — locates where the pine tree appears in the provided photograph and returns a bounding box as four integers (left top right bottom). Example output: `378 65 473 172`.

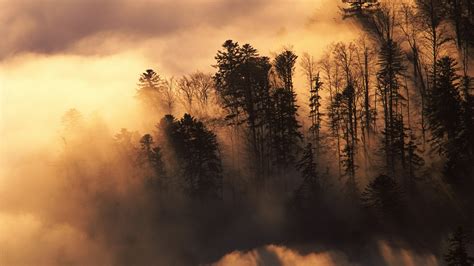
214 40 273 185
137 69 165 113
361 174 403 217
295 143 320 204
460 75 474 169
444 227 474 266
426 57 465 180
377 39 407 174
139 134 167 190
163 114 223 199
270 88 302 168
309 73 324 154
404 133 424 195
270 49 302 169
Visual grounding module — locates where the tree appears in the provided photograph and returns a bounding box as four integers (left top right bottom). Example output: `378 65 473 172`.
443 0 474 67
139 134 167 189
460 75 474 169
415 0 451 90
61 108 84 132
356 36 375 141
137 69 165 113
377 39 407 174
300 52 318 95
270 49 302 169
114 128 140 162
444 227 474 266
274 49 298 94
295 143 320 199
162 114 223 199
329 86 358 195
177 75 196 114
178 72 215 116
214 40 273 184
332 43 359 190
400 2 429 144
426 57 465 179
361 174 404 217
342 0 380 17
309 73 324 154
162 77 177 115
404 133 424 195
320 49 344 176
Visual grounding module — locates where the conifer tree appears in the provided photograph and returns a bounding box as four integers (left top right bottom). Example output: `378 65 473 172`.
214 40 273 184
361 174 403 217
444 227 474 266
270 49 302 169
137 69 165 113
295 143 320 203
139 134 167 189
426 57 465 179
377 39 407 174
162 114 223 199
309 73 324 154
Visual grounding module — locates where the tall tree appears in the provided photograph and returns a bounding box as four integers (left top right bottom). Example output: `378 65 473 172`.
139 134 167 189
162 77 177 115
332 42 359 192
361 174 404 219
137 69 165 114
214 40 273 185
309 73 324 154
377 39 407 174
270 49 302 169
162 114 223 199
426 57 466 180
415 0 450 90
294 143 320 204
444 227 474 266
177 72 215 116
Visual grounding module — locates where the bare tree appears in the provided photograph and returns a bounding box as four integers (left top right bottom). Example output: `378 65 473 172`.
163 77 177 115
178 72 215 116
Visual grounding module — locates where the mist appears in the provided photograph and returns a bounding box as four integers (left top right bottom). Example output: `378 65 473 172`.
2 0 474 265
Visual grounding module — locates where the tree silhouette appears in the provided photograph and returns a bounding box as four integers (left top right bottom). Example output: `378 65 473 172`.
444 227 474 266
270 49 302 169
139 134 167 189
162 114 223 199
294 143 320 204
309 73 324 154
331 43 359 192
361 174 404 218
426 57 467 180
377 39 407 174
178 72 215 116
214 40 273 184
137 69 164 113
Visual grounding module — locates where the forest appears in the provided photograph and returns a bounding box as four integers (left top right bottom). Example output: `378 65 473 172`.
2 0 474 265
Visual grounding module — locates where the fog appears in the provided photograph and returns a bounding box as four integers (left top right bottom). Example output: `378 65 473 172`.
1 0 469 265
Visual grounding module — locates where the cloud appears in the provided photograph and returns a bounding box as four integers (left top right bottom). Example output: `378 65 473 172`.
212 243 440 266
0 0 359 61
0 0 276 58
212 245 357 266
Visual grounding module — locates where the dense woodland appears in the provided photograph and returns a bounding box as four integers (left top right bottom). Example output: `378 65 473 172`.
58 0 474 265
